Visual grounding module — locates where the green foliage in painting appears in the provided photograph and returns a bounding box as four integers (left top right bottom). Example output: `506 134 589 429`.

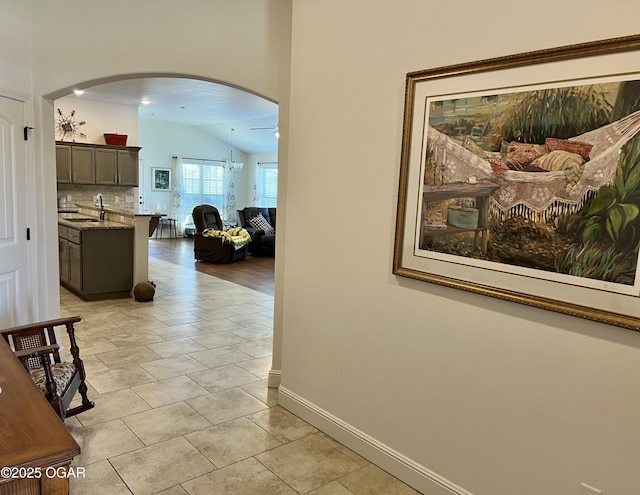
550 81 640 282
577 137 640 250
558 136 640 285
554 242 637 285
497 86 612 144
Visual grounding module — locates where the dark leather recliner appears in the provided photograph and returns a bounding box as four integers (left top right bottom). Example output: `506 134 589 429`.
192 205 247 263
237 207 276 256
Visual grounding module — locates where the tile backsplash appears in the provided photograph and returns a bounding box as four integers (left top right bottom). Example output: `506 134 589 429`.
57 184 137 212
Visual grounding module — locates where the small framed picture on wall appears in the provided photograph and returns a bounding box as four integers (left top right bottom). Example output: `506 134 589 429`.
152 168 171 191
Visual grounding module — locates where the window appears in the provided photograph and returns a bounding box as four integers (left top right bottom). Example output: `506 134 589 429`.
257 163 278 207
181 160 224 218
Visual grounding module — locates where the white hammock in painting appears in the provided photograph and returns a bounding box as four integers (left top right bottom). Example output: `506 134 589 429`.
425 109 640 221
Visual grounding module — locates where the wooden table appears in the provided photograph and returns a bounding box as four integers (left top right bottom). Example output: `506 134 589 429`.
0 339 80 495
422 180 500 253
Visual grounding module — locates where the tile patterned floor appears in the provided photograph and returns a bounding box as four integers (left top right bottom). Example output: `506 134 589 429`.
60 257 421 494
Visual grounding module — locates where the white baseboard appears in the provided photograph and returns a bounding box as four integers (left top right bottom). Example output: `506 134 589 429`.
278 386 473 495
268 369 282 388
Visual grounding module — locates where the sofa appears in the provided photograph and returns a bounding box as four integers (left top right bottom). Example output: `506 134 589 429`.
192 205 248 263
236 207 276 256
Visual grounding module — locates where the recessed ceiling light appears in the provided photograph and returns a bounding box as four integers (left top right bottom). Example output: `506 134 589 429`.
73 89 84 96
141 99 151 105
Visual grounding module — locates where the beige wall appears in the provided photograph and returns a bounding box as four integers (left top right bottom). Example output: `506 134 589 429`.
281 1 640 494
0 1 32 96
29 0 287 101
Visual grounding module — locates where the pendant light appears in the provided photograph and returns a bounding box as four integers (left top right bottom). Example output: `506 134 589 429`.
225 128 244 173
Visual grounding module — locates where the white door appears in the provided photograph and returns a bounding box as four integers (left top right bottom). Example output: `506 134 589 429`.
0 96 30 327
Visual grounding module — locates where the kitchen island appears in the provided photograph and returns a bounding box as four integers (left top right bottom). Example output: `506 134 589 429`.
58 204 164 300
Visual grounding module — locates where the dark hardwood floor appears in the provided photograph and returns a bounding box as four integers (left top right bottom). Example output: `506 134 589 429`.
148 237 275 296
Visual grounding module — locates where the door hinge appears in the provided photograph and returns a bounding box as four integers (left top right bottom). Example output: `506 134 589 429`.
23 126 34 141
26 228 30 240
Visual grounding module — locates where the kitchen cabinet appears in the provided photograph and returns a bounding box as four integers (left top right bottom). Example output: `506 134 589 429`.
71 146 96 184
58 223 134 300
58 233 68 281
56 141 140 186
55 144 72 182
95 147 117 184
58 225 82 291
55 143 94 184
117 148 139 185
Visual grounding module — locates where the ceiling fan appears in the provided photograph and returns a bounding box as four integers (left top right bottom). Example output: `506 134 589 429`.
250 124 279 138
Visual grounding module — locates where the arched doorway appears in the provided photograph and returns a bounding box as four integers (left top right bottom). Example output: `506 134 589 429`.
51 74 280 373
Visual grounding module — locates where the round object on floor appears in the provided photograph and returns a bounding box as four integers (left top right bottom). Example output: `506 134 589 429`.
134 281 156 302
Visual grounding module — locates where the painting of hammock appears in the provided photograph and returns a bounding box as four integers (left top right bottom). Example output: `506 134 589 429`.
394 36 640 330
419 77 640 288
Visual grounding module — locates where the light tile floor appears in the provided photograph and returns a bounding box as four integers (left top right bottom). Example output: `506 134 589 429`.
61 257 421 495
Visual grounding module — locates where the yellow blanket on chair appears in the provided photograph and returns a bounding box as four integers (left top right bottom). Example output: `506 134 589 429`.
202 227 251 250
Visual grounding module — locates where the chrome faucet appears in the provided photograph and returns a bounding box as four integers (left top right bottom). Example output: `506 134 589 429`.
96 193 105 220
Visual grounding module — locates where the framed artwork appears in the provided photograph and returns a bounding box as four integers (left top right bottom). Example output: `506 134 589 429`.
393 35 640 331
152 168 171 191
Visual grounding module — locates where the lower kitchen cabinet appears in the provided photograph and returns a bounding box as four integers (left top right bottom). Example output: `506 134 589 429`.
58 224 134 300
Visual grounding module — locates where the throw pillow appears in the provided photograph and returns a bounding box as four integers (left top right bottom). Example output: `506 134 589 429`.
545 137 593 162
532 150 585 172
532 150 585 185
248 213 275 234
505 142 547 170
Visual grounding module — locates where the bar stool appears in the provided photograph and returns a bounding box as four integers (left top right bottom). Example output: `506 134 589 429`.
156 218 177 238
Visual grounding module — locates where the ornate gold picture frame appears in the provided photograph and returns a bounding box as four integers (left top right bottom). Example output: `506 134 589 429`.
393 35 640 331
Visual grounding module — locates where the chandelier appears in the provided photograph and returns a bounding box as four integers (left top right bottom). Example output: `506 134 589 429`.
224 128 244 174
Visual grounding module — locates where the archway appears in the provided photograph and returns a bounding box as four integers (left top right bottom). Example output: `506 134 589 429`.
48 74 282 383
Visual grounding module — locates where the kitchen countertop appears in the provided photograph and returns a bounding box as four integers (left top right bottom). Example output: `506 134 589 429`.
74 203 166 218
58 212 134 230
58 204 166 231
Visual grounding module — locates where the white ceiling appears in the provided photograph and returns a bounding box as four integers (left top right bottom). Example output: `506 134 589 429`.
73 77 279 153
